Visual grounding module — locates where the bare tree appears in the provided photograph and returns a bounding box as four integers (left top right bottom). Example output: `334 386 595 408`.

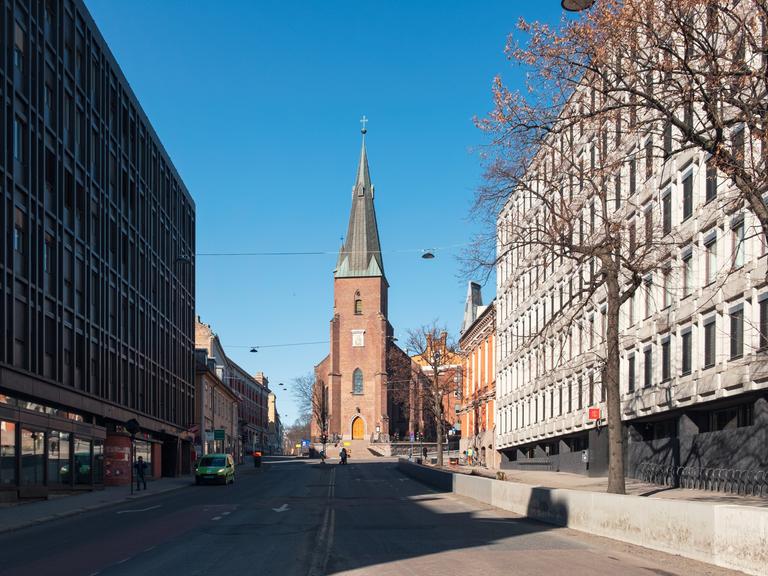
283 414 311 455
466 0 768 494
293 372 328 458
405 323 460 467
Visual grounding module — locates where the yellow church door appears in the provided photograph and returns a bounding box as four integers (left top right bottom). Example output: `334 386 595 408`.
352 417 364 440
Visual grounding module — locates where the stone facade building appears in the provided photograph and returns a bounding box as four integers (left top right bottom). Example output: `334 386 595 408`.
495 62 768 477
194 351 239 457
458 283 496 467
195 318 269 460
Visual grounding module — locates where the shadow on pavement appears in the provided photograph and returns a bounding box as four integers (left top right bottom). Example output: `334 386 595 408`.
324 461 570 575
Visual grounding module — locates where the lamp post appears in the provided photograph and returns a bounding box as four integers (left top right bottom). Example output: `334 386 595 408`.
432 350 443 466
125 418 140 495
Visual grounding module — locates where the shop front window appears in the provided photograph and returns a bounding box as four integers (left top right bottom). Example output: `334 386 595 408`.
74 438 92 485
48 431 71 485
134 440 152 478
93 440 104 485
0 421 17 485
21 429 45 485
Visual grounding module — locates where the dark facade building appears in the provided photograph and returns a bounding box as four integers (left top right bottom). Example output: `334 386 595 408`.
0 0 195 498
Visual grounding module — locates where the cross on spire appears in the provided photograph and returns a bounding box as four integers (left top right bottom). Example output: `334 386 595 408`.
360 115 368 134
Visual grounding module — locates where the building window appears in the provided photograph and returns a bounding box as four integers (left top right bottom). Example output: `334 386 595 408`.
710 403 753 431
704 317 716 369
730 308 743 360
13 118 24 163
661 339 671 382
629 157 636 195
13 210 25 255
682 249 693 297
352 368 363 394
732 128 744 169
662 266 672 308
662 191 671 235
577 377 583 410
354 291 362 315
627 354 636 393
614 174 621 211
644 276 653 318
0 421 17 486
760 298 768 350
643 347 653 388
629 222 636 254
732 218 745 268
351 329 364 347
706 162 717 202
644 206 653 246
682 173 693 220
681 330 692 376
663 121 673 158
13 23 24 81
645 138 653 180
704 234 717 285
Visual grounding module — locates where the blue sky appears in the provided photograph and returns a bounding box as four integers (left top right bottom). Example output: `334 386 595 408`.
84 0 565 426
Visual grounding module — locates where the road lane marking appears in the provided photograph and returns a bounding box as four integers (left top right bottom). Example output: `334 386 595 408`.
212 516 222 521
144 546 156 552
116 505 161 514
307 506 334 576
272 504 290 513
115 557 132 565
222 511 231 515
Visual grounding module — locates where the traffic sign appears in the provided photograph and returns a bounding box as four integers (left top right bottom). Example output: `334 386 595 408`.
214 429 225 441
409 432 415 442
588 407 600 420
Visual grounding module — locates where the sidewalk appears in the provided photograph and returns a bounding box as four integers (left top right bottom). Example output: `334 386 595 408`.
0 461 270 534
441 464 768 508
0 475 194 534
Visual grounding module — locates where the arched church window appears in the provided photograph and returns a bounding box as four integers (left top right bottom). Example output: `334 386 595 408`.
354 291 362 315
353 368 363 394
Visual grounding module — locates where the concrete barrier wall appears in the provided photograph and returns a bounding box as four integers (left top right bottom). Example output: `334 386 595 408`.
399 460 767 576
396 459 452 492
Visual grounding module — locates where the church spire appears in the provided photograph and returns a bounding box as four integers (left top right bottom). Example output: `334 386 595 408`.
335 119 385 279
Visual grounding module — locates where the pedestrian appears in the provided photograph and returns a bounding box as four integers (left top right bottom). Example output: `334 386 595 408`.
135 456 147 491
340 447 347 465
422 445 428 462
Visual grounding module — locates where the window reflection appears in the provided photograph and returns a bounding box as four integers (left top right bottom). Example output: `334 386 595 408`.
48 431 71 485
0 421 16 485
74 438 92 485
21 429 44 485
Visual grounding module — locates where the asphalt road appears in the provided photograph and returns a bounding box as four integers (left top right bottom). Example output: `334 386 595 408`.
0 457 742 576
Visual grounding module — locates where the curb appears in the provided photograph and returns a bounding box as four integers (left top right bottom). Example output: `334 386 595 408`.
0 481 194 535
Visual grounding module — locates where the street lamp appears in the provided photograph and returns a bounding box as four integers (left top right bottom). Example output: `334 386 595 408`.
561 0 595 11
125 418 141 496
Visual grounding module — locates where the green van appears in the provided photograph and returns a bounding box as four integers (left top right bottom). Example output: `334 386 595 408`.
195 453 235 485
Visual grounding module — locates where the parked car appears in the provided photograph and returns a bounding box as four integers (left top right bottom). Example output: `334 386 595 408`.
195 454 235 485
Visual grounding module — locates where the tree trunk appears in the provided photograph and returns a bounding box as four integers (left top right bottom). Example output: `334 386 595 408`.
436 410 444 467
603 267 626 495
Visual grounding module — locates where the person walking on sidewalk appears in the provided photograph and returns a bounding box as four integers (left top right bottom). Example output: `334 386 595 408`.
422 445 428 463
135 456 148 491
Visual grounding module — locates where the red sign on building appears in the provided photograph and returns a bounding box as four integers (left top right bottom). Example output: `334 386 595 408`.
588 407 600 420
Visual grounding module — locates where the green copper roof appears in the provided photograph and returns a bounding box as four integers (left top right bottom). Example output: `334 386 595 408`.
335 133 385 278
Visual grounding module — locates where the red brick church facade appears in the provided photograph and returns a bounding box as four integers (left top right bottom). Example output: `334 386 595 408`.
313 129 412 442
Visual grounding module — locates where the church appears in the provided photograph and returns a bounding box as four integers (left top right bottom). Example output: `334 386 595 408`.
313 126 413 443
